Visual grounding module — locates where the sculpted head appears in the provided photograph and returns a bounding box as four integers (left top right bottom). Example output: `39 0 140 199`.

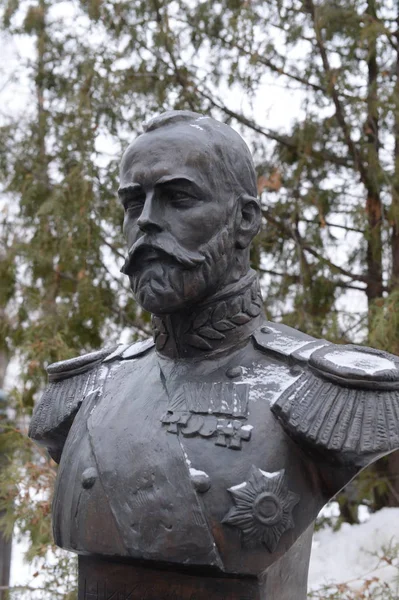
119 110 260 315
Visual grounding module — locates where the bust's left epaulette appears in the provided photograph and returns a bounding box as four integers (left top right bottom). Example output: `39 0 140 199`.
270 340 399 466
252 322 329 363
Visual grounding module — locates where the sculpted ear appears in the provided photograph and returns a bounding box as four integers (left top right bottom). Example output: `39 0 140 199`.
235 195 261 249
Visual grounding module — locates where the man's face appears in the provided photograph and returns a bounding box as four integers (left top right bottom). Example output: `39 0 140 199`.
119 126 237 314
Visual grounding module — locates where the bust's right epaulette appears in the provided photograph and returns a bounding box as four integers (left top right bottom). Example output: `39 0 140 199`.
46 337 155 382
29 338 154 462
47 346 118 382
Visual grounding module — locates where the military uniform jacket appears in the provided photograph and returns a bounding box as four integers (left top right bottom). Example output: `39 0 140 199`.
29 314 399 579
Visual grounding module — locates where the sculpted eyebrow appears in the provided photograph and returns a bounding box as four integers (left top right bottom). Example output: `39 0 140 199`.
117 185 145 207
118 184 142 198
155 177 202 195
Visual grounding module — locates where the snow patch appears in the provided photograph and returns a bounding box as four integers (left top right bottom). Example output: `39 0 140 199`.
241 363 301 404
324 350 395 375
189 468 208 478
259 469 279 479
241 424 253 432
189 123 204 131
296 342 329 359
309 507 399 593
262 325 310 354
122 338 153 359
183 451 192 468
103 343 128 362
230 481 247 491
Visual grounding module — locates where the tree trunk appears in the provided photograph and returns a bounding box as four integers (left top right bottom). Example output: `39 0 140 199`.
0 350 11 600
392 1 399 286
370 0 399 509
365 0 383 305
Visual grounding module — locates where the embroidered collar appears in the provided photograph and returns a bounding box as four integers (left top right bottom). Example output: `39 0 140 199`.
152 271 265 359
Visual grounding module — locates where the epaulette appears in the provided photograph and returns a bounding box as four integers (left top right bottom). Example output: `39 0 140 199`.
47 338 155 382
271 342 399 466
309 344 399 389
102 337 154 363
252 322 330 364
29 338 154 462
29 358 106 462
47 346 118 382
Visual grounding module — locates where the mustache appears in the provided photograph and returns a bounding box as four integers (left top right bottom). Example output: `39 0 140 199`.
121 234 206 275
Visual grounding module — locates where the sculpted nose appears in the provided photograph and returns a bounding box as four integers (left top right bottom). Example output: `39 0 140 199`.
137 196 162 234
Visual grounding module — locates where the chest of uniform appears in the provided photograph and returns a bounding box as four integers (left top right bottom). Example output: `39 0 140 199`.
60 352 321 573
88 353 303 490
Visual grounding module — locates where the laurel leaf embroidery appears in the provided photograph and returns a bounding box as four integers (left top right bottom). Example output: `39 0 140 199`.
153 278 263 352
247 303 262 317
184 334 213 351
198 326 225 340
156 333 168 350
153 316 166 333
230 313 252 325
213 320 236 331
212 301 227 322
251 283 259 301
193 307 212 330
243 289 252 311
230 296 242 315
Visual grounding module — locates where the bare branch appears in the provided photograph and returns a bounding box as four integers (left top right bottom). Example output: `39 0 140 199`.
197 88 351 169
259 268 367 291
98 232 125 260
261 208 370 284
300 217 364 233
206 33 324 93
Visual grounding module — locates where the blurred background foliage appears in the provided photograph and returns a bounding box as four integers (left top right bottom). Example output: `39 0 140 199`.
1 0 399 596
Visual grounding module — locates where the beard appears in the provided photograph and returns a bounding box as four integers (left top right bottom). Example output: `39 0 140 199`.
128 227 235 314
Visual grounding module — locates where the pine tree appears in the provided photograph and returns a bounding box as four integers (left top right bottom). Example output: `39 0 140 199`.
2 0 399 595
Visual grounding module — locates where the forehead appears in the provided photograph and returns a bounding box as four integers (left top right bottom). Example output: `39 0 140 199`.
120 126 218 191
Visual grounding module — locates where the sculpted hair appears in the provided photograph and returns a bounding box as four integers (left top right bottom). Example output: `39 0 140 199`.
142 110 259 206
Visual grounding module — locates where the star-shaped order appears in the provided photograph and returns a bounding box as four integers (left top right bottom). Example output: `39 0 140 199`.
222 466 299 552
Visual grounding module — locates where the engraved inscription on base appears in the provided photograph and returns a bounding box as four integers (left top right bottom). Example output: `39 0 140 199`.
84 579 138 600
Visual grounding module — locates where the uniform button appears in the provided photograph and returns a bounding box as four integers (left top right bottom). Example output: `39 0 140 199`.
290 365 302 376
81 467 97 489
261 326 272 334
226 366 243 379
190 468 211 493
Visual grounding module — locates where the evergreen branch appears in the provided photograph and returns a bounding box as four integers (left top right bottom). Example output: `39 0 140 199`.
305 0 371 189
152 0 197 112
301 244 379 286
259 268 367 291
199 32 324 93
340 314 368 339
261 208 370 284
366 15 398 50
196 88 351 169
109 303 152 338
300 217 364 233
98 233 125 260
212 34 365 103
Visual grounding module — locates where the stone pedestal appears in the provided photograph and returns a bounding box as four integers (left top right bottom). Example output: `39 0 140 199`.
78 556 260 600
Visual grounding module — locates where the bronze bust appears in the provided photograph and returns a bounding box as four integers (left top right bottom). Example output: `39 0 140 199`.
29 111 399 600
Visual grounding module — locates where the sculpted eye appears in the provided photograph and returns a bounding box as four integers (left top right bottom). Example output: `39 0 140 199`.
124 196 145 213
171 190 189 200
168 189 198 206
